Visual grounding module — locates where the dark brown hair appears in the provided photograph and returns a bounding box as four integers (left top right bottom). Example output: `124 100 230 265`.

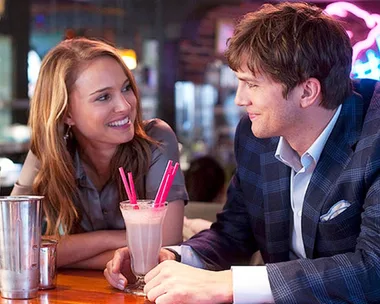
225 2 353 109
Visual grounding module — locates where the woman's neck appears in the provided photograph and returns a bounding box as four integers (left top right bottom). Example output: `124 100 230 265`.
79 146 116 191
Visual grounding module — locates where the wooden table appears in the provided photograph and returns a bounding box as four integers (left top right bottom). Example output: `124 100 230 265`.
0 269 153 303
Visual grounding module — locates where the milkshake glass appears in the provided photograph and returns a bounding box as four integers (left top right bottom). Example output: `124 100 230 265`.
120 199 168 296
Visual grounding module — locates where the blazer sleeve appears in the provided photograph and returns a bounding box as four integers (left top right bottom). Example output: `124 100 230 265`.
183 117 258 270
11 150 40 195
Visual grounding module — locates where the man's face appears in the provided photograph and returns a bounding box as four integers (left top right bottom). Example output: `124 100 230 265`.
234 63 303 139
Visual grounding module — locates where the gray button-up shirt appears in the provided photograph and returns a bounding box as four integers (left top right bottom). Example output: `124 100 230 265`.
12 119 188 233
73 119 188 231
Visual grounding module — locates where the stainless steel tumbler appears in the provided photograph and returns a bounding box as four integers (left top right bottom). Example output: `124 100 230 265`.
39 238 58 290
0 195 43 299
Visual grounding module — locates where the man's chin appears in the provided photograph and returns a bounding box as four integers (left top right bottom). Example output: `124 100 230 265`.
251 127 270 139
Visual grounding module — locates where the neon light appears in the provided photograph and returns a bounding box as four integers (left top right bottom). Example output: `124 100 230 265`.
325 2 380 80
352 50 380 79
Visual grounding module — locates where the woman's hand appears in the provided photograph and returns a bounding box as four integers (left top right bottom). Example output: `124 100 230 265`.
183 216 212 240
104 247 176 290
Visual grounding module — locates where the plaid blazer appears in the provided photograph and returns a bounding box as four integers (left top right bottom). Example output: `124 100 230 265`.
185 80 380 303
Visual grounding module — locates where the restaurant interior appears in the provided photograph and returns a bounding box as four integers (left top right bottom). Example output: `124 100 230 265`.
0 0 379 302
0 0 379 197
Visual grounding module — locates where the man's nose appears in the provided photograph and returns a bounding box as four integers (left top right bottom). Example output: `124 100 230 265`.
234 85 250 107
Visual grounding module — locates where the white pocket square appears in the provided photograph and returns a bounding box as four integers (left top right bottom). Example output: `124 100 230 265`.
320 200 351 222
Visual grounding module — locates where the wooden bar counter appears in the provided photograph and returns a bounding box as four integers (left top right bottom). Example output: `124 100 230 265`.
0 269 153 304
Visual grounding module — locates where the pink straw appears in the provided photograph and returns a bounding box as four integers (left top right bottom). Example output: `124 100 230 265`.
119 167 132 200
159 162 179 206
118 167 138 206
156 167 173 206
154 161 179 207
128 172 137 203
154 160 173 206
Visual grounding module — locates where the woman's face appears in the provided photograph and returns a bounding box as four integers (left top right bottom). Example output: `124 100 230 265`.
65 56 137 151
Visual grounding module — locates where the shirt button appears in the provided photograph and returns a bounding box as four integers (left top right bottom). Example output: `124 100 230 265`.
297 210 302 217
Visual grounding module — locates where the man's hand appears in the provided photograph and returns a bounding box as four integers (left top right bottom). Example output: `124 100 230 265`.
144 260 233 304
104 247 176 290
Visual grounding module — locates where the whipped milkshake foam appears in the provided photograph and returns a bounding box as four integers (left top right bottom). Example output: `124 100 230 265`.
120 200 168 276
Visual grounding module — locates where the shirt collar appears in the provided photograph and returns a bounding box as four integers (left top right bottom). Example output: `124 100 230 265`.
275 137 302 171
275 104 342 172
307 104 342 164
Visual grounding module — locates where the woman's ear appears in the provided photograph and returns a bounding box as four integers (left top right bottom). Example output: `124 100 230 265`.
64 113 75 126
300 78 321 109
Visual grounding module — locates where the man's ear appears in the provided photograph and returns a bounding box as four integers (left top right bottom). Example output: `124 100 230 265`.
300 78 321 109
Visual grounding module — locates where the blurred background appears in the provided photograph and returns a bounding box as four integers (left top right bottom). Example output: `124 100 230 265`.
0 0 379 195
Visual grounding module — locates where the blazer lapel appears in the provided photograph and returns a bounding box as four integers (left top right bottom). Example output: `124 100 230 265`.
262 137 292 262
302 93 365 258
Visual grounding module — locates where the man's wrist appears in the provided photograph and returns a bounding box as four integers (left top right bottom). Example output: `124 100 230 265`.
212 270 233 304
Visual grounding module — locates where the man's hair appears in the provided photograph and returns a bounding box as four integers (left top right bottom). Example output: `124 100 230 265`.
225 2 353 109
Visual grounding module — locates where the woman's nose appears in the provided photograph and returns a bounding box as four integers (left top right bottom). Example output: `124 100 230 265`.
114 93 132 112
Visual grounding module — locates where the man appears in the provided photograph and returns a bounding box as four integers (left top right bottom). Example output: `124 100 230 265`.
105 2 380 303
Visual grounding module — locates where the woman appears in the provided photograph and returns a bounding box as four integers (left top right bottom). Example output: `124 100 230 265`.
12 38 188 269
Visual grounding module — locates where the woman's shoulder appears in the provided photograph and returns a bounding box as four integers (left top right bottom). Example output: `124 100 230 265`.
144 118 177 143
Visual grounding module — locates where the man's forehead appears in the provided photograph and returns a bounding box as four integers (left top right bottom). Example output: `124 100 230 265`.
235 66 265 82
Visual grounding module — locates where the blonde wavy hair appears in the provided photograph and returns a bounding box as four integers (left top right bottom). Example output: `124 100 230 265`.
30 38 155 236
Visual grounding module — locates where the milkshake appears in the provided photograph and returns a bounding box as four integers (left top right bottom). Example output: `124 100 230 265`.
120 200 168 296
125 221 163 275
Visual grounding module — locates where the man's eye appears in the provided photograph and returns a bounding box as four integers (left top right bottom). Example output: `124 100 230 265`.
247 83 257 89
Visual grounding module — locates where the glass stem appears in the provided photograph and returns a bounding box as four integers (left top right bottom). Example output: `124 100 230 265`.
135 275 145 290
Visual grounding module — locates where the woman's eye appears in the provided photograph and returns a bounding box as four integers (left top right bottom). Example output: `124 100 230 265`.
122 84 132 92
97 93 110 101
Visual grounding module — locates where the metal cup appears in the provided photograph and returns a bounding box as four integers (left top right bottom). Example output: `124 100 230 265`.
39 238 58 290
0 195 43 299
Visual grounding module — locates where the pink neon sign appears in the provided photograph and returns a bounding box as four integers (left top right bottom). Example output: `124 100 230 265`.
324 2 380 64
